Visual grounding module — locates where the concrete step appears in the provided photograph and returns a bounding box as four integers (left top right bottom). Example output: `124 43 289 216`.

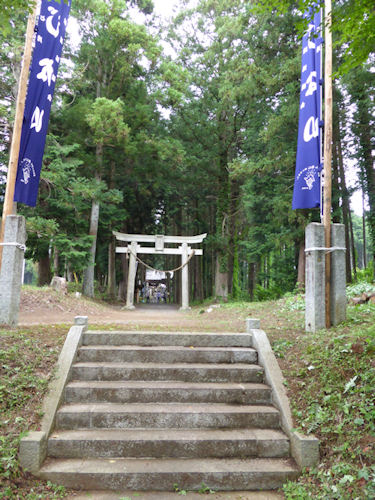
77 345 258 364
83 331 252 347
71 362 264 383
55 403 280 430
64 381 271 405
38 457 299 491
48 428 290 459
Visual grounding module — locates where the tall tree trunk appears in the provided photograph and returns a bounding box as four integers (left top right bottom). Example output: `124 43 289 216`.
332 137 341 223
82 197 100 297
38 255 51 286
82 131 103 297
348 209 357 279
248 262 257 300
53 247 59 277
176 254 181 305
117 251 128 301
336 115 353 283
214 179 230 299
215 255 228 299
362 192 367 268
358 117 375 275
83 65 104 297
228 179 240 297
107 161 116 298
214 140 230 299
347 69 375 276
297 239 305 289
107 238 116 299
196 254 204 302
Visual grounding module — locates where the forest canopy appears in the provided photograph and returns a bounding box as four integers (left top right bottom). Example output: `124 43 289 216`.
0 0 374 299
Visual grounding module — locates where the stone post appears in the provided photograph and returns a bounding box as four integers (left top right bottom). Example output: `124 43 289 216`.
246 318 260 332
179 242 190 311
305 223 325 332
331 223 346 325
125 241 137 310
0 215 27 327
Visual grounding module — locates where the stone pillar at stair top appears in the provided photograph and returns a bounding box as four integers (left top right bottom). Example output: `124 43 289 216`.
75 316 88 328
246 318 260 331
305 222 325 332
331 223 346 326
179 242 190 311
125 241 137 310
0 215 27 327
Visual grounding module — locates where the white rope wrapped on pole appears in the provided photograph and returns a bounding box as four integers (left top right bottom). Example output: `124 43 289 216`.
0 242 27 252
305 247 346 254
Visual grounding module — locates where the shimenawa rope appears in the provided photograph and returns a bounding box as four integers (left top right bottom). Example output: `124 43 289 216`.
128 248 196 274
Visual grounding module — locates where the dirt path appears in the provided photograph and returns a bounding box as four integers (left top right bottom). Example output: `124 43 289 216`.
67 490 283 499
19 302 190 327
18 289 250 331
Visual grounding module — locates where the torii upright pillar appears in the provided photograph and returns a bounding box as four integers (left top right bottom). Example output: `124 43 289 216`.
125 241 137 310
180 242 189 311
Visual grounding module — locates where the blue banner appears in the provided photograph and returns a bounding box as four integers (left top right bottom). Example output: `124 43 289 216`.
292 5 323 209
14 0 71 207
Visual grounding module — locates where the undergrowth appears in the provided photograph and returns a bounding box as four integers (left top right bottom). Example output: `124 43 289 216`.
0 328 67 499
282 302 375 499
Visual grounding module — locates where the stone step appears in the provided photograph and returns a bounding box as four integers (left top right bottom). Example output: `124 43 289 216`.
83 331 253 347
55 403 280 430
48 428 290 459
65 381 272 405
77 345 258 364
71 362 264 383
38 457 299 491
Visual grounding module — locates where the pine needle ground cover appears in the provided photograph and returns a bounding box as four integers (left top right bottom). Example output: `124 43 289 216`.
0 290 374 499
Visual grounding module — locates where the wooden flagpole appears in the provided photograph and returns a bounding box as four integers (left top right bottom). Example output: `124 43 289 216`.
0 1 38 271
323 0 333 328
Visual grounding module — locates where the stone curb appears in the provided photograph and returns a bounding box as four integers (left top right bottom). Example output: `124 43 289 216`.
19 316 88 473
246 318 319 469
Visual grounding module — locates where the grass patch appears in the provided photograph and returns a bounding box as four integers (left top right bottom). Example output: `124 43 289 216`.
0 326 70 499
281 302 375 499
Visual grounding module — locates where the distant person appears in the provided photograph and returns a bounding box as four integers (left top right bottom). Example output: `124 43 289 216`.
143 282 150 303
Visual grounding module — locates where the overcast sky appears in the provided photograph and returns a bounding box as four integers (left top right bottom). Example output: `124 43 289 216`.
153 0 180 17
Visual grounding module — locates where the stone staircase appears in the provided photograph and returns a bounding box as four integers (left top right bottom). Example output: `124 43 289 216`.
38 330 299 491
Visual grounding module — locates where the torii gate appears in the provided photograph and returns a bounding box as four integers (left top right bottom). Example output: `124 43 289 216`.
113 232 207 310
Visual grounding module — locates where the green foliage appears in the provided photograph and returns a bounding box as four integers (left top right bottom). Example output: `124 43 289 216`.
284 464 375 499
284 304 375 498
173 483 187 496
86 97 130 147
254 284 283 302
54 233 94 275
0 0 30 35
2 0 372 303
252 0 375 74
354 262 375 284
0 333 56 480
346 280 375 299
272 339 294 358
0 328 70 498
198 482 216 494
350 214 373 271
282 292 306 312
